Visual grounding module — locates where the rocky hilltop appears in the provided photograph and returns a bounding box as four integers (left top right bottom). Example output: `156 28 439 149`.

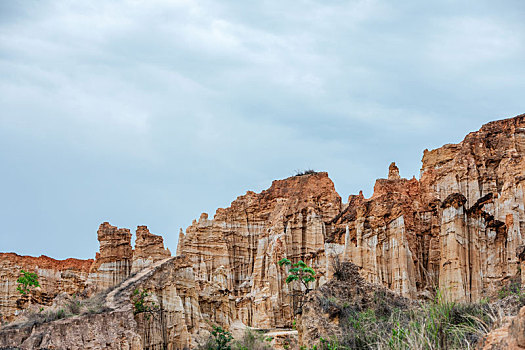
0 113 524 349
177 171 342 329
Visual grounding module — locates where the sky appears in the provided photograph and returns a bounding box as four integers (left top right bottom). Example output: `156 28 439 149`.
1 0 524 260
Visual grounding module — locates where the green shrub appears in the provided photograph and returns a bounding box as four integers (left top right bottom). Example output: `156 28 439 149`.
232 329 272 350
16 270 39 295
132 288 159 320
279 258 316 313
205 326 233 350
314 290 496 350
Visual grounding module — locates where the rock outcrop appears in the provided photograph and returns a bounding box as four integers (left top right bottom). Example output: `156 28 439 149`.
0 256 203 350
132 225 171 273
1 113 525 348
177 172 342 329
0 223 172 323
0 253 93 323
297 261 413 348
481 306 525 349
329 115 525 302
87 222 134 291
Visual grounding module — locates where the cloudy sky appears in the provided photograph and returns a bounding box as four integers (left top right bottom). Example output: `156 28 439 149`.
1 1 524 259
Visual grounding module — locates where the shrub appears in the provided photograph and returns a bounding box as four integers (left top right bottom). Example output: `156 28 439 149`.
232 329 273 350
16 270 39 295
312 290 497 350
67 297 82 315
294 169 317 176
279 258 316 313
201 325 233 350
132 288 159 320
279 258 316 292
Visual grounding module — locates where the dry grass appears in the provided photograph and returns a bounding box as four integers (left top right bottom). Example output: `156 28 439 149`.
309 292 503 350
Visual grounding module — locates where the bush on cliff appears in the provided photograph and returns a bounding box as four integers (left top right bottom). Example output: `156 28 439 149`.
294 169 317 176
279 258 316 313
16 270 39 295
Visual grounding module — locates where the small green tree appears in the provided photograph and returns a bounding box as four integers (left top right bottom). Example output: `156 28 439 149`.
17 270 40 295
210 325 233 350
278 258 316 293
278 258 316 314
132 288 159 320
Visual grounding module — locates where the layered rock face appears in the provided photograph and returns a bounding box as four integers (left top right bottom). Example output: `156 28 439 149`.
87 222 134 291
177 172 342 328
0 253 93 323
420 116 525 301
326 115 525 302
133 256 204 349
1 114 524 348
0 223 171 322
176 114 525 333
132 225 171 273
0 256 202 350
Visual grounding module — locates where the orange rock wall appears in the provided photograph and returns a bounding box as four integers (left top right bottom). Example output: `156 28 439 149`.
1 113 524 339
177 172 342 328
331 115 525 302
0 223 171 322
177 114 525 333
0 253 93 322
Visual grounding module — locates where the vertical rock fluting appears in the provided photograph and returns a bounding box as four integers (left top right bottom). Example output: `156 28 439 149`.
0 257 199 350
420 115 525 301
0 254 93 323
87 222 133 291
177 172 342 328
329 176 423 299
329 114 525 301
133 257 204 350
176 114 525 334
132 225 171 273
0 223 174 323
1 113 524 348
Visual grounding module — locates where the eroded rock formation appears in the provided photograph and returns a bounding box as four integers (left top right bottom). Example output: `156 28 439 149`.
0 253 93 323
176 172 342 329
481 305 525 349
87 222 133 291
328 115 525 302
132 225 171 273
0 223 171 323
1 113 525 349
0 257 203 350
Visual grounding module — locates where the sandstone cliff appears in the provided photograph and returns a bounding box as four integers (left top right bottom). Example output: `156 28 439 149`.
1 113 524 349
0 253 93 323
173 114 525 333
177 172 342 329
328 115 525 302
0 256 204 350
0 222 171 323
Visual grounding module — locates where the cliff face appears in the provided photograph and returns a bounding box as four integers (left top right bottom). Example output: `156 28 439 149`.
132 226 171 273
1 114 524 348
177 172 342 328
175 114 525 333
0 253 93 323
0 223 171 323
420 117 525 301
87 222 134 291
328 115 525 302
0 257 203 350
